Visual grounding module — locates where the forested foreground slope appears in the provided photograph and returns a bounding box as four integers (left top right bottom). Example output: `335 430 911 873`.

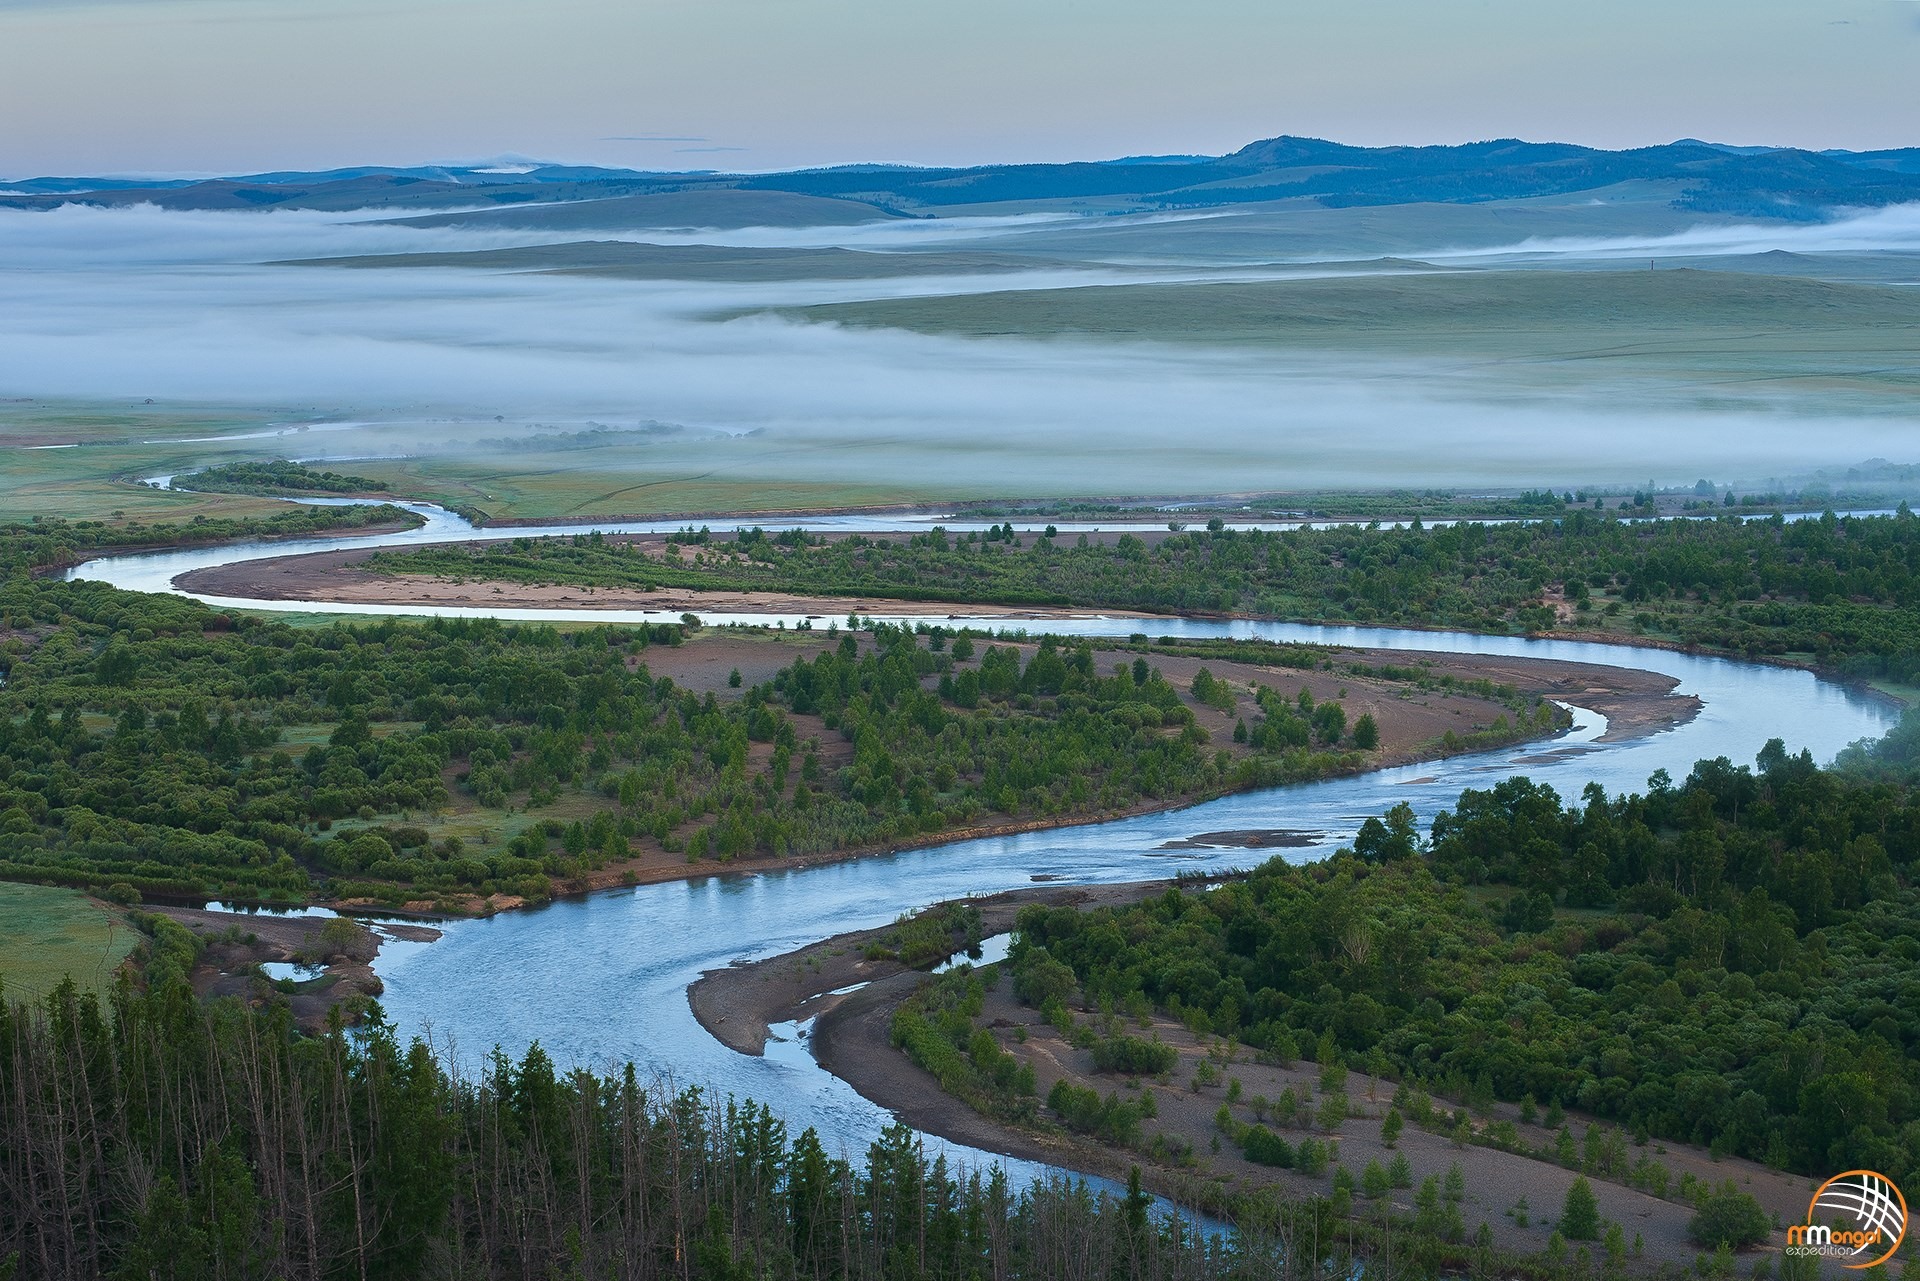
8 744 1920 1279
1006 749 1920 1180
0 930 1288 1281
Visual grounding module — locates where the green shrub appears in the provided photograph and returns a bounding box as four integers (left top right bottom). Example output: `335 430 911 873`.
1090 1034 1177 1075
1688 1185 1771 1250
1240 1125 1294 1168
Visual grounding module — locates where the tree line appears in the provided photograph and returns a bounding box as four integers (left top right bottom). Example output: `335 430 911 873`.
178 461 391 497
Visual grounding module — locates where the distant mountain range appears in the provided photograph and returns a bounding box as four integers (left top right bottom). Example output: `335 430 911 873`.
7 136 1918 221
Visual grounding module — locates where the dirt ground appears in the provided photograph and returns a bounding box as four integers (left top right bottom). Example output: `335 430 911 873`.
1362 648 1699 744
716 900 1820 1272
177 543 1138 620
946 977 1816 1269
156 906 440 1031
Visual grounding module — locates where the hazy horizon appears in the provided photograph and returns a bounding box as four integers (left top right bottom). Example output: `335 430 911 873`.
1 0 1915 176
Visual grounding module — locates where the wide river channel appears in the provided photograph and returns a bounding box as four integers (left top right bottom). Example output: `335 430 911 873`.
68 505 1900 1184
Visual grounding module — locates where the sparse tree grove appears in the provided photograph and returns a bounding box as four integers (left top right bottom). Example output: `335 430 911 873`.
381 507 1920 683
0 578 1422 908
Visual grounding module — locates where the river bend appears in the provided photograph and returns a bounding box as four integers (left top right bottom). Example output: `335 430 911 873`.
65 505 1898 1179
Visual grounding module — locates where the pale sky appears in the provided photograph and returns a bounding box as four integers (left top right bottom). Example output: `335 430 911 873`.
1 0 1915 178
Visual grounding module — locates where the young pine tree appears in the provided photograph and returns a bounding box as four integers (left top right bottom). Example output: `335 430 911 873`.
1561 1175 1601 1240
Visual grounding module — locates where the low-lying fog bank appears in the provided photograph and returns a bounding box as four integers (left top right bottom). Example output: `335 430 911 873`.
2 200 1916 496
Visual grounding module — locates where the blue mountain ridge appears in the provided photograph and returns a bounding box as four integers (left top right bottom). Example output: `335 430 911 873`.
8 135 1919 219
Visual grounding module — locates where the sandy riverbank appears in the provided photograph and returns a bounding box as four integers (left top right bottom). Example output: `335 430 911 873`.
687 880 1208 1183
1358 648 1698 744
688 879 1207 1057
178 545 1142 620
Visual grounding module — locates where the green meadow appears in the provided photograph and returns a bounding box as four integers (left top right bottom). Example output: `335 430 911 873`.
0 882 136 1002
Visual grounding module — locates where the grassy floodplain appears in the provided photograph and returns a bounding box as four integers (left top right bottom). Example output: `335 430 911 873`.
0 403 986 526
0 882 134 1000
19 399 1847 532
0 404 327 524
281 240 1062 283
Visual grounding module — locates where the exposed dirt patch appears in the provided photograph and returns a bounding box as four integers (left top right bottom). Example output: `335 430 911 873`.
624 629 841 693
1360 648 1699 744
178 544 1144 620
688 879 1207 1057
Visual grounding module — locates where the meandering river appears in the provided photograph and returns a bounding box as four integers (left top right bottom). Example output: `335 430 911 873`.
66 506 1899 1180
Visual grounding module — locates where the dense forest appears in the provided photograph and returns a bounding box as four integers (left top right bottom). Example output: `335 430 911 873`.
375 508 1920 684
1007 748 1920 1184
0 925 1308 1281
959 490 1583 523
0 575 1431 907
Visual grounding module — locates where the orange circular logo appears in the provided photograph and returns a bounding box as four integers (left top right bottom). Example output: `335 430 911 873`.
1786 1170 1908 1270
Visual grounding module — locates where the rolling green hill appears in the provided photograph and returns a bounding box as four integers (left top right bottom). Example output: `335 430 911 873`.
16 134 1920 221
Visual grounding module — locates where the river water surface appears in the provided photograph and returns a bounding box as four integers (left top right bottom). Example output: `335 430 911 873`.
66 507 1899 1179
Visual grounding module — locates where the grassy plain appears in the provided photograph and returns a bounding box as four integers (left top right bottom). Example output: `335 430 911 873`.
8 399 1905 533
384 187 899 231
0 883 135 1001
355 453 960 522
0 406 970 525
793 267 1920 404
0 404 314 523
